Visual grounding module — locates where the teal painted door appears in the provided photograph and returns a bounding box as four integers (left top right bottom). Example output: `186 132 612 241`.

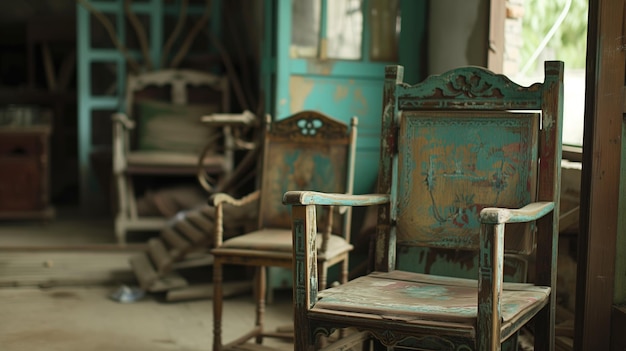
262 0 426 194
260 0 425 294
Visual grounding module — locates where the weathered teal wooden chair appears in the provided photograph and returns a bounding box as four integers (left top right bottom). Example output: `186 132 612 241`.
284 61 564 350
210 110 358 350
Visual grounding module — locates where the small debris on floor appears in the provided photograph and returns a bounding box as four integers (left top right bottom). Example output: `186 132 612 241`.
109 284 145 303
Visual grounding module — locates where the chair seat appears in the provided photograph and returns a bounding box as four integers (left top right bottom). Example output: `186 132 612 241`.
126 150 227 174
314 270 550 328
213 228 353 260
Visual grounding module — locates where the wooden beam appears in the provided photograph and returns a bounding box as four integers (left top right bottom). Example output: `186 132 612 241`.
611 306 626 350
575 0 625 349
487 0 506 73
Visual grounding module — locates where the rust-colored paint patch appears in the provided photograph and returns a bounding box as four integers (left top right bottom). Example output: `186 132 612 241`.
353 88 369 116
424 248 476 274
334 85 349 102
354 88 367 110
290 76 315 113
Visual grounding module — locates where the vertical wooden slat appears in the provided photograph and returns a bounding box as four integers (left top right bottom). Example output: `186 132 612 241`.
534 60 564 351
575 0 626 349
342 116 358 244
375 66 403 273
616 114 626 305
478 222 504 351
213 259 224 351
611 306 626 350
254 265 266 344
614 7 626 351
487 0 506 73
534 214 557 351
292 205 317 351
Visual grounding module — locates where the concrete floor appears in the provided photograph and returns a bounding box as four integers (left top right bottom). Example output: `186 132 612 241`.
0 208 293 351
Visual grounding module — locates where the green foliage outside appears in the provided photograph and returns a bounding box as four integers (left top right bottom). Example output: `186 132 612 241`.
521 0 588 74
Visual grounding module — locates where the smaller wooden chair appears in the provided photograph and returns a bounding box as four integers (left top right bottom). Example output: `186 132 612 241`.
285 62 564 350
112 69 234 245
210 110 358 351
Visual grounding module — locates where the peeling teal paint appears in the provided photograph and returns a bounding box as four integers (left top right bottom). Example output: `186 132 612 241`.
295 76 382 194
404 285 451 300
396 246 527 282
396 114 537 248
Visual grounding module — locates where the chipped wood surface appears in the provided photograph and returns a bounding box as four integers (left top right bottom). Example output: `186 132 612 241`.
576 0 625 348
289 63 564 351
0 251 137 287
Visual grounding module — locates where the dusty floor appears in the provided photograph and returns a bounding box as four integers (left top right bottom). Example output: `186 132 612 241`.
0 208 293 351
0 206 574 350
0 286 293 351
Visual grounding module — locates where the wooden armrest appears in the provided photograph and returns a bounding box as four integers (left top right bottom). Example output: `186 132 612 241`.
480 202 555 224
283 191 390 207
210 190 260 207
111 113 136 129
211 190 261 247
200 110 257 126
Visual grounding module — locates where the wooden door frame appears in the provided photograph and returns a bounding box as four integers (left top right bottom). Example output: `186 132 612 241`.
575 0 625 349
487 0 505 72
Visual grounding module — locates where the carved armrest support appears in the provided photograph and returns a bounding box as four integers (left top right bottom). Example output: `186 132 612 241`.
479 202 555 224
284 191 389 254
210 190 260 247
210 190 261 207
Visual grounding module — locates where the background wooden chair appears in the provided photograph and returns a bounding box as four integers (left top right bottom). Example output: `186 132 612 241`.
210 110 357 350
285 61 564 350
112 69 233 245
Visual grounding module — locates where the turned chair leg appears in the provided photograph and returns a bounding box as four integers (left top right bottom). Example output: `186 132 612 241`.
213 260 224 351
255 266 267 345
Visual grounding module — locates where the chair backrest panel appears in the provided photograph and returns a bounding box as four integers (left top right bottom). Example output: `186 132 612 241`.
376 62 563 271
126 69 227 108
259 111 353 232
395 110 539 251
123 69 229 153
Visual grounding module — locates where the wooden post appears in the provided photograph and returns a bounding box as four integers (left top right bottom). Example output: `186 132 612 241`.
575 0 625 349
292 204 317 351
478 223 504 351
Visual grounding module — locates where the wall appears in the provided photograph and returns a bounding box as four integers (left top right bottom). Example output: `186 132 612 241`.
427 0 489 74
0 2 78 205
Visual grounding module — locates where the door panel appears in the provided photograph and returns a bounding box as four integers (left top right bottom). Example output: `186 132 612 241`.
289 74 382 193
263 0 425 194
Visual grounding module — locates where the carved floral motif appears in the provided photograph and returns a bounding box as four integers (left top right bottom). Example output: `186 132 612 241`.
398 67 543 110
271 111 347 141
446 74 503 99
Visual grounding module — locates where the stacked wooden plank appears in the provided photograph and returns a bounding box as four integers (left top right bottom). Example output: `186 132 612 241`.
130 203 257 301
